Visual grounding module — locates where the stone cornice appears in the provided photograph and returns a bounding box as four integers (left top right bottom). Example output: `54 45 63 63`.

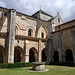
56 19 75 28
0 32 48 42
15 34 48 42
0 32 7 37
51 25 75 34
0 6 50 23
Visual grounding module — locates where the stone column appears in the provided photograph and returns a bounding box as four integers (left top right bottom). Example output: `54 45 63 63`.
3 55 5 63
24 40 29 62
59 52 63 62
58 31 63 62
35 54 38 62
20 53 23 62
38 39 42 62
71 31 75 64
47 39 53 62
7 9 16 63
49 54 52 62
73 53 75 64
25 55 29 62
63 52 65 62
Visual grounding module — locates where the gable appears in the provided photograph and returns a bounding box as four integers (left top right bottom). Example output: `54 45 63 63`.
32 10 53 21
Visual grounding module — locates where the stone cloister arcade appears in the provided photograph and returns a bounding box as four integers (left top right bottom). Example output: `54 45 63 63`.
28 47 47 62
14 46 23 63
29 47 38 62
51 48 74 63
64 49 73 62
0 44 47 63
0 43 74 64
42 48 47 62
0 7 75 65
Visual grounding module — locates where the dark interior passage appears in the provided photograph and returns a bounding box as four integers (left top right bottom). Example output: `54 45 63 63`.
65 49 73 62
0 46 4 63
53 50 59 62
42 50 46 62
14 48 21 63
0 51 3 63
29 49 35 62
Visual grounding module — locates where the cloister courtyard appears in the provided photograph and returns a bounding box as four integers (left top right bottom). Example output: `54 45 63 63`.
0 65 75 75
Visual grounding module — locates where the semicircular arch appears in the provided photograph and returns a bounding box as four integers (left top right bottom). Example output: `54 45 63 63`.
63 47 73 53
51 48 59 55
29 47 38 54
26 26 35 37
29 47 38 62
15 46 23 53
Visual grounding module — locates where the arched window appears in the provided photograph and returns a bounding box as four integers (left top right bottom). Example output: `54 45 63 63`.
41 32 44 38
28 29 32 36
15 26 18 34
58 18 60 23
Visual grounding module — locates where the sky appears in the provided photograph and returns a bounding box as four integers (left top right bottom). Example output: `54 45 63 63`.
0 0 75 22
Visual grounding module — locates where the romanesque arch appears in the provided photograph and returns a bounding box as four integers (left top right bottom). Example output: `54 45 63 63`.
65 49 73 62
28 29 33 36
14 46 23 63
51 49 59 62
0 45 6 63
29 47 38 62
15 23 20 34
41 48 47 62
53 50 59 62
37 26 47 38
26 26 35 37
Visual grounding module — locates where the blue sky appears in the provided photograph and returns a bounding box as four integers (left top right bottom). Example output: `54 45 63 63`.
0 0 75 22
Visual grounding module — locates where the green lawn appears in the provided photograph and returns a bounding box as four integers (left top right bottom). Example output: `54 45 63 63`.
0 65 75 75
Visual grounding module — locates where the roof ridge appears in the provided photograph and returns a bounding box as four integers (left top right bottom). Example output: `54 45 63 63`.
32 9 53 17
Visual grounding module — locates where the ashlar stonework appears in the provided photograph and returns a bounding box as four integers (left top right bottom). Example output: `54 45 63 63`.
0 7 75 64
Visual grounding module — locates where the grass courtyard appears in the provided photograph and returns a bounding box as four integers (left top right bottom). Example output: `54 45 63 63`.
0 65 75 75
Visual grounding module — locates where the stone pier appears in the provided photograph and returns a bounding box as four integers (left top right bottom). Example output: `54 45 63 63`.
7 9 16 63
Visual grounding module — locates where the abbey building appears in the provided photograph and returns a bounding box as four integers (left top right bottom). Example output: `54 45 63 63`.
0 7 75 64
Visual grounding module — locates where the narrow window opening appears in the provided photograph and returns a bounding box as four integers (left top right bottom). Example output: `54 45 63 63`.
58 18 60 23
41 32 44 38
28 29 32 36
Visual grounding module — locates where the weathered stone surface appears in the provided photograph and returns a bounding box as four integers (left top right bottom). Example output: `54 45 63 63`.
7 9 16 63
0 7 75 64
32 62 45 71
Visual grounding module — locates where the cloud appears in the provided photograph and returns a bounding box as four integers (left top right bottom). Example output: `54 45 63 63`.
0 1 6 7
0 0 75 22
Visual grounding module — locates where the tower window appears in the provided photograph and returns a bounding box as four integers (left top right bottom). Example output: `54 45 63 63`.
41 32 44 38
58 18 60 23
28 29 32 36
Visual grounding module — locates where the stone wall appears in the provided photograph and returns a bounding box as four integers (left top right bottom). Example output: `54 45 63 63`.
0 7 75 64
51 21 75 63
40 13 52 21
51 13 64 32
